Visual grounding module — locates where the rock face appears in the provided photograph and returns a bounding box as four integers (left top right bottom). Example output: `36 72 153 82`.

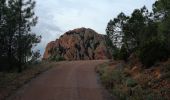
43 28 111 60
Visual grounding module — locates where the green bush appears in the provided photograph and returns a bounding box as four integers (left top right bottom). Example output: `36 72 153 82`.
112 88 127 100
112 45 129 61
126 78 137 87
110 70 124 84
111 46 120 60
139 39 169 67
117 45 129 61
49 55 65 62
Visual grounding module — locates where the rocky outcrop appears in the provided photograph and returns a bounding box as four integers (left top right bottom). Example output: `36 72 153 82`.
43 28 111 60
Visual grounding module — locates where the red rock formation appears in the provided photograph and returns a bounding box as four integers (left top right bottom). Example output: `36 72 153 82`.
43 28 111 60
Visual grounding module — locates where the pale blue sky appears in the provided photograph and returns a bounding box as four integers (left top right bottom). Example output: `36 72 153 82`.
32 0 156 55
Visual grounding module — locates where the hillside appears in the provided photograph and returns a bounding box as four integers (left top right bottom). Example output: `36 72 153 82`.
43 28 111 60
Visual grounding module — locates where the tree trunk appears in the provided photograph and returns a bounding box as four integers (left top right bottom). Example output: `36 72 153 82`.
18 0 22 73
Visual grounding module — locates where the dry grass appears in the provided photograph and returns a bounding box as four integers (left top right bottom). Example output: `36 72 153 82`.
0 61 56 100
96 60 170 100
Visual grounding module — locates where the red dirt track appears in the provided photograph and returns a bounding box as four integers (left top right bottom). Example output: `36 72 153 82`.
7 60 111 100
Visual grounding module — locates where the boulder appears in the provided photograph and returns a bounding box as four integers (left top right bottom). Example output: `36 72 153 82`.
43 27 111 60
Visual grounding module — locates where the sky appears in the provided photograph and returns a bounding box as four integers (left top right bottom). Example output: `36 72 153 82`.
32 0 156 55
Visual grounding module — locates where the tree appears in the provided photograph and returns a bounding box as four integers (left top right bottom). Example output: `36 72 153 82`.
153 0 170 54
0 0 41 72
106 12 129 48
123 7 151 51
106 4 170 67
0 0 7 57
0 0 8 70
106 13 130 60
30 50 41 64
14 0 40 72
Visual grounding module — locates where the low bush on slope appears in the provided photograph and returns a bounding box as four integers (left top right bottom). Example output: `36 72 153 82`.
96 61 170 100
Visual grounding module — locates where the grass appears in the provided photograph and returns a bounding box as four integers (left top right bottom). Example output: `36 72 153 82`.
96 61 170 100
0 61 56 100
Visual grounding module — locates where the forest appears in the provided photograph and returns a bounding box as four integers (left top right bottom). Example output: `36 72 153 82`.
106 0 170 67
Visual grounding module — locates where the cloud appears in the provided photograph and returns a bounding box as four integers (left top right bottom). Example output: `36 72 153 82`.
32 0 156 56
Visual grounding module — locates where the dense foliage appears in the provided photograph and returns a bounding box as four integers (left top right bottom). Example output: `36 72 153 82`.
106 0 170 67
0 0 41 72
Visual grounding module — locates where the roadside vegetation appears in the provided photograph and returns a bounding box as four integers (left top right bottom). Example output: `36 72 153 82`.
0 61 56 100
0 1 51 99
49 55 65 62
106 0 170 67
96 60 170 100
99 0 170 99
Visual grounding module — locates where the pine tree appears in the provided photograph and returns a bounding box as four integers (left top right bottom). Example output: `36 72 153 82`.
153 0 170 53
0 0 7 57
0 0 41 72
15 0 40 72
106 12 129 48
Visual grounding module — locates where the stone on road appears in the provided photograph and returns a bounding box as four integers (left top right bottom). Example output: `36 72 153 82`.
8 60 110 100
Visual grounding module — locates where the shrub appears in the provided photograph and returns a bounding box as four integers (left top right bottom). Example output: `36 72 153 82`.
112 88 127 100
49 55 65 62
97 62 168 100
119 45 129 61
139 39 169 67
96 63 107 75
126 77 137 87
110 70 124 84
97 63 124 89
112 47 120 60
112 45 129 61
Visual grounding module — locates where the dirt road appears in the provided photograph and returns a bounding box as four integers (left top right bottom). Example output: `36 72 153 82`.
8 60 110 100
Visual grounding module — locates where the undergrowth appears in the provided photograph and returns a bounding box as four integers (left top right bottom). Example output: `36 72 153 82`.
96 62 170 100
